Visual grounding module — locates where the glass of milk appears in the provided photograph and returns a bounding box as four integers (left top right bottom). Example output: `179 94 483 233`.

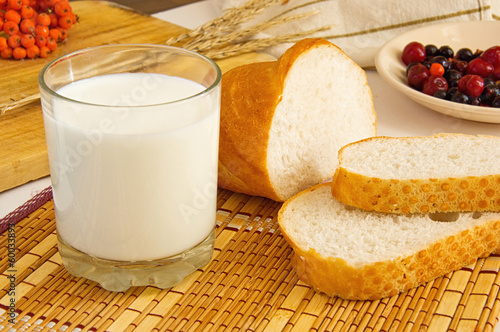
38 44 221 292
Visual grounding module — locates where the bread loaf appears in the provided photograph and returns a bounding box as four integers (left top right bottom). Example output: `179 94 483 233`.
332 133 500 214
278 182 500 300
218 38 376 202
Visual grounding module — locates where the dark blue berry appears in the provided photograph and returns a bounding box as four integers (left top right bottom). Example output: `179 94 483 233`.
438 45 454 58
468 97 481 106
483 84 500 101
432 56 450 70
446 87 458 100
455 48 474 61
425 44 438 57
451 91 469 104
492 96 500 108
433 90 447 99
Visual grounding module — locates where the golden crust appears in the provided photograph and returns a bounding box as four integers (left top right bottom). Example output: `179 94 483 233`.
331 134 500 214
332 169 500 214
278 183 500 300
218 59 281 201
218 38 363 202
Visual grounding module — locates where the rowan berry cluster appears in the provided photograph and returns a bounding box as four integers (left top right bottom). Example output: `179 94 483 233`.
0 0 77 59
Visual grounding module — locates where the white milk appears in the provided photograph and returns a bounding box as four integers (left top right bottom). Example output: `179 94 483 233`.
43 73 220 261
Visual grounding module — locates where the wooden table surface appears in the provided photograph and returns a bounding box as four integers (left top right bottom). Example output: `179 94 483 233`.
73 0 201 14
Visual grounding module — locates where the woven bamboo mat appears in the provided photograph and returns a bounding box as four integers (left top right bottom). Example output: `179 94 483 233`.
1 188 500 331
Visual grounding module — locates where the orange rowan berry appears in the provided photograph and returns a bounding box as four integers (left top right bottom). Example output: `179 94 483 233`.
46 35 56 50
54 2 71 16
1 47 13 59
7 34 21 48
19 18 35 34
35 25 50 37
26 44 39 58
3 21 19 35
58 28 67 40
0 37 8 51
21 33 35 48
37 0 53 11
35 24 49 37
5 9 21 24
20 4 35 19
48 12 58 28
429 63 445 76
58 16 72 30
67 12 77 24
35 35 46 47
49 28 62 42
12 46 26 59
36 12 50 26
39 45 51 58
0 21 4 32
7 0 22 10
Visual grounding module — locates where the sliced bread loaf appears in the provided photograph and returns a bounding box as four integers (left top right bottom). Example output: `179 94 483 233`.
332 133 500 214
218 38 376 202
278 182 500 300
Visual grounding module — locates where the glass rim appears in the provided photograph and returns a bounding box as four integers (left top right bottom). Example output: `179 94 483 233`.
38 43 222 109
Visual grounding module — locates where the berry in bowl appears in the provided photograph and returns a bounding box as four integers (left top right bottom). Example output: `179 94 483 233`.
402 42 500 107
375 21 500 123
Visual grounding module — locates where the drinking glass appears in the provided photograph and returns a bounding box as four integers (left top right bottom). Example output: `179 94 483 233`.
39 44 221 291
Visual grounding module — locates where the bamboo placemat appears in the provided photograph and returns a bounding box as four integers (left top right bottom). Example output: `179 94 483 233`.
1 188 500 331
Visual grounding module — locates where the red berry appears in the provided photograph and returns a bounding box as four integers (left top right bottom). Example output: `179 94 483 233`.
458 74 484 98
422 75 449 96
402 41 426 66
450 58 468 75
406 63 430 90
492 66 500 81
480 46 500 68
467 58 494 77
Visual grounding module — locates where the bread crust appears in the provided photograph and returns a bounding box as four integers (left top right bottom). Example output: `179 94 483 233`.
279 183 500 300
331 134 500 214
218 59 281 201
218 38 374 202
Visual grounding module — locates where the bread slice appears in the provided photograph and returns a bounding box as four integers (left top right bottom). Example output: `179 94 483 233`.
332 133 500 214
278 182 500 300
218 38 376 202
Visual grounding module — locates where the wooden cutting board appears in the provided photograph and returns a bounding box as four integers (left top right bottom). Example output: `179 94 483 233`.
0 1 273 193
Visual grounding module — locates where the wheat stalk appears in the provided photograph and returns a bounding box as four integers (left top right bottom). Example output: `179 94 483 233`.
203 25 331 59
182 10 319 53
167 0 330 61
1 93 40 115
165 0 281 46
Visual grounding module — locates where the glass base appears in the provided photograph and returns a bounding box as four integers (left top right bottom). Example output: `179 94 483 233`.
57 229 215 292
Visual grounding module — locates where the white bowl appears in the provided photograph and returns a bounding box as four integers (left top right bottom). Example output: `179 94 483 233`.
375 20 500 124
